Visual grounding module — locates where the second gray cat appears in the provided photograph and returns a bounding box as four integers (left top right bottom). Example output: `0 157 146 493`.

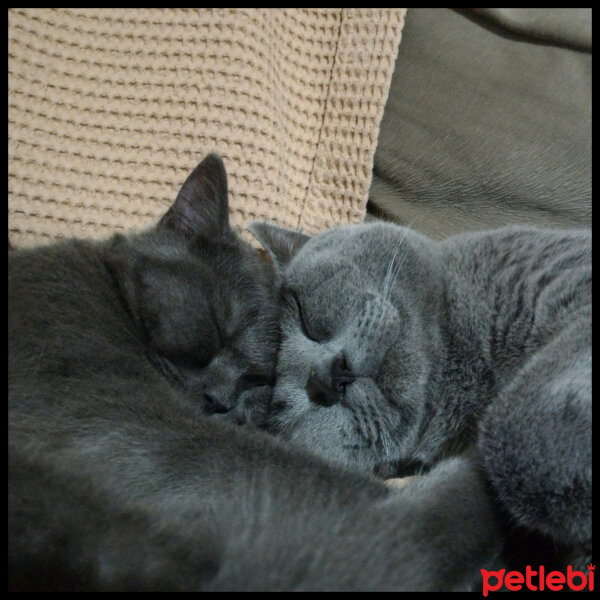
252 220 591 571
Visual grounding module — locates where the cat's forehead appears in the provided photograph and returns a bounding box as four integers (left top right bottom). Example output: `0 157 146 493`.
285 235 359 292
285 223 417 289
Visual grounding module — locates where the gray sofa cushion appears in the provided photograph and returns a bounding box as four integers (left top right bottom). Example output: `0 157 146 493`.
368 8 591 239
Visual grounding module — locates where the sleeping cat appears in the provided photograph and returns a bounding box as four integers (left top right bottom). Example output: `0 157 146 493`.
252 219 591 570
9 154 502 591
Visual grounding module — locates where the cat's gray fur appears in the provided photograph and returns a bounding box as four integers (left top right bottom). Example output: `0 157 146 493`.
9 155 502 591
252 219 591 568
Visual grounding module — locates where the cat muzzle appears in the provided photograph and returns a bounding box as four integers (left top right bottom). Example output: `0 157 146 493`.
306 355 356 406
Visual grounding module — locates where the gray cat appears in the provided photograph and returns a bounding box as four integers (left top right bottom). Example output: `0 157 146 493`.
252 219 591 571
9 155 502 591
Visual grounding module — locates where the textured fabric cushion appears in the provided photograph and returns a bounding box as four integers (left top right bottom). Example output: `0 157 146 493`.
368 8 591 239
8 8 406 248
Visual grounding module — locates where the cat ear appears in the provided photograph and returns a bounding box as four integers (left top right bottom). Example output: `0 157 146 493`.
159 153 229 239
249 222 310 269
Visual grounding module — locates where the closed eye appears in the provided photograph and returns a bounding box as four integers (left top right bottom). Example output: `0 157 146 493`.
239 372 274 389
282 288 320 342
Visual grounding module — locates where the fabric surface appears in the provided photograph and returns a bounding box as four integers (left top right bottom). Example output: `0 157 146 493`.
368 8 591 240
8 8 406 248
463 8 591 52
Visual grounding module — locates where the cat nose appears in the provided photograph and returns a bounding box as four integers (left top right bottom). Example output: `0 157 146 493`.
306 354 355 407
331 355 356 392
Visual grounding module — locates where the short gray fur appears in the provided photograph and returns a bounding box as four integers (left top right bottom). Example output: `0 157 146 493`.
9 156 502 591
252 219 591 568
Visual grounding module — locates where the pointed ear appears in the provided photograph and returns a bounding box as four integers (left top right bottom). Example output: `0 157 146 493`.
249 222 310 269
159 153 229 239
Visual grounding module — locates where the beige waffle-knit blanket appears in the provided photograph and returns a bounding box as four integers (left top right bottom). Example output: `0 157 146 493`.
8 8 406 247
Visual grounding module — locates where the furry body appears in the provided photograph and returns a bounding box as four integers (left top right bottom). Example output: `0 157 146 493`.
254 221 591 567
9 156 502 590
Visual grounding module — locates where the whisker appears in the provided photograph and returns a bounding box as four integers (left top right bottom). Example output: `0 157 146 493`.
381 218 418 303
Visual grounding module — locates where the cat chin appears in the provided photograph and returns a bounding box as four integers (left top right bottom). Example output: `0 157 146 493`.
271 399 418 479
286 426 421 480
277 417 380 475
270 384 401 475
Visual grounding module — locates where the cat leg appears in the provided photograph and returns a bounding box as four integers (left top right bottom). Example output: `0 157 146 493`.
478 315 591 550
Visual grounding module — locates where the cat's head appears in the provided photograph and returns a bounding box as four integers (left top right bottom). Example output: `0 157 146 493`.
107 154 279 424
251 221 444 475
